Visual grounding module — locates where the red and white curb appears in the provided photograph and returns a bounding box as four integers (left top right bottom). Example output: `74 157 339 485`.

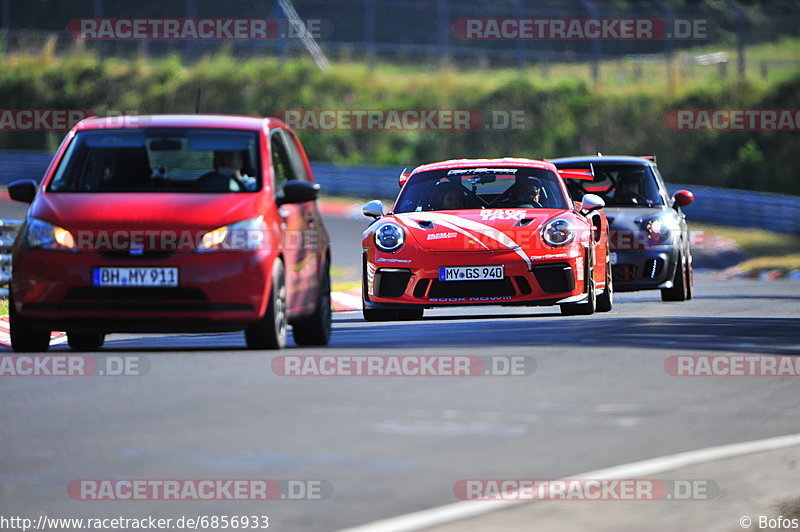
0 316 67 348
332 289 362 312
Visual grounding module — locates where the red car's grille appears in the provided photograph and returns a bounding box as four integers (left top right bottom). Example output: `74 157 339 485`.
24 287 252 312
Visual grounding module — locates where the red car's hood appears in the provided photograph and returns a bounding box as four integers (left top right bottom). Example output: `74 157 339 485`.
30 193 268 231
394 209 558 252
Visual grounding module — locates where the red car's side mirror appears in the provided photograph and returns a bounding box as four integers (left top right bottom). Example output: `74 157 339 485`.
673 189 694 208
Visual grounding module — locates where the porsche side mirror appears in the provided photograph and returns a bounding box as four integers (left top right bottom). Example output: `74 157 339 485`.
362 200 385 219
580 194 605 213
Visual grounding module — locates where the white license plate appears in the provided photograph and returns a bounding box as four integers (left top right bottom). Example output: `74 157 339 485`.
92 267 179 287
610 252 618 265
439 265 504 281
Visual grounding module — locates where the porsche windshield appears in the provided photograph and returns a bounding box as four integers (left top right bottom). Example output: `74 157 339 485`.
394 167 569 213
562 164 664 207
48 128 260 193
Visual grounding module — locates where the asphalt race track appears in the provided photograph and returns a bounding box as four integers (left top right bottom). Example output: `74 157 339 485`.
1 211 799 531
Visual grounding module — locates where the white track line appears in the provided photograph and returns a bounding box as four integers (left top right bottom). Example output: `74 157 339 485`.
339 432 800 532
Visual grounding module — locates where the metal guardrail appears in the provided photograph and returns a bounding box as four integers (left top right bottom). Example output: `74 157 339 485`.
0 219 22 294
310 163 800 234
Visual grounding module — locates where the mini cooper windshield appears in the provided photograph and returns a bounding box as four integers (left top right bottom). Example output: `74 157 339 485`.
564 164 664 207
48 128 261 193
394 167 569 213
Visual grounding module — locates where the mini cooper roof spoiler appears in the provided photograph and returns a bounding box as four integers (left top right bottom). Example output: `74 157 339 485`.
639 155 657 163
557 164 595 181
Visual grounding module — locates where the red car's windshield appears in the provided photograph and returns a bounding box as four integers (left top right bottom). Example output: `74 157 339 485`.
48 128 261 193
394 167 569 213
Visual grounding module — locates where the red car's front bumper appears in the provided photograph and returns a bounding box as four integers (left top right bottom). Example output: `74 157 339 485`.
12 249 277 333
364 248 590 309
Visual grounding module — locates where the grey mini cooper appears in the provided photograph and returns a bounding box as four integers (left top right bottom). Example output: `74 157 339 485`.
551 155 694 301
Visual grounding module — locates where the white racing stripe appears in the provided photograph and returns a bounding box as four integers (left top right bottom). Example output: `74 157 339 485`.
404 212 531 267
338 432 800 532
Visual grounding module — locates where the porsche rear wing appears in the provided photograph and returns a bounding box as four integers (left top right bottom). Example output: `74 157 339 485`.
556 164 595 181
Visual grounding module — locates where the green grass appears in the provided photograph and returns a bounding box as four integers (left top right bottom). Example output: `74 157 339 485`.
317 36 800 97
736 254 800 274
691 222 800 257
332 280 361 293
0 297 8 316
691 222 800 273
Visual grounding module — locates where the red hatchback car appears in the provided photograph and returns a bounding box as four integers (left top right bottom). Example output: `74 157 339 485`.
8 114 331 351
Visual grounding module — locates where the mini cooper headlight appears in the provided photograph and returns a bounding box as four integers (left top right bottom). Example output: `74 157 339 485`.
196 217 268 252
645 218 671 243
374 223 405 252
21 218 76 251
542 218 575 247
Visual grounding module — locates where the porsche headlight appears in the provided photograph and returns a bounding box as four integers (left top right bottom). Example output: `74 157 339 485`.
645 218 671 243
21 218 76 251
374 223 405 252
542 218 575 247
196 216 268 252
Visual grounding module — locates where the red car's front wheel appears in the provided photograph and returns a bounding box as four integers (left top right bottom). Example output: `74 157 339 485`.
245 260 287 349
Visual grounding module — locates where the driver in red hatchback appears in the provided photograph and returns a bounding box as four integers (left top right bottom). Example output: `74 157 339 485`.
8 114 332 352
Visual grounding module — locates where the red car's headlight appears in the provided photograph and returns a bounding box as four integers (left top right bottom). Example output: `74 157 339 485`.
541 218 575 247
20 218 76 251
374 223 405 252
196 216 268 252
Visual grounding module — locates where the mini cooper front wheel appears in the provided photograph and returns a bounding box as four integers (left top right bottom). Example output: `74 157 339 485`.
661 251 689 302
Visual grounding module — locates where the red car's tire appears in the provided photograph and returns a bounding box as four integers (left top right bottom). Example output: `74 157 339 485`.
561 249 596 316
596 254 613 313
292 260 332 346
245 260 287 349
9 292 51 352
363 307 399 322
67 332 105 351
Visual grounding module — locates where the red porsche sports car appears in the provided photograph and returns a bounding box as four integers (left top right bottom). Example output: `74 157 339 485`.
8 114 331 351
361 158 613 321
